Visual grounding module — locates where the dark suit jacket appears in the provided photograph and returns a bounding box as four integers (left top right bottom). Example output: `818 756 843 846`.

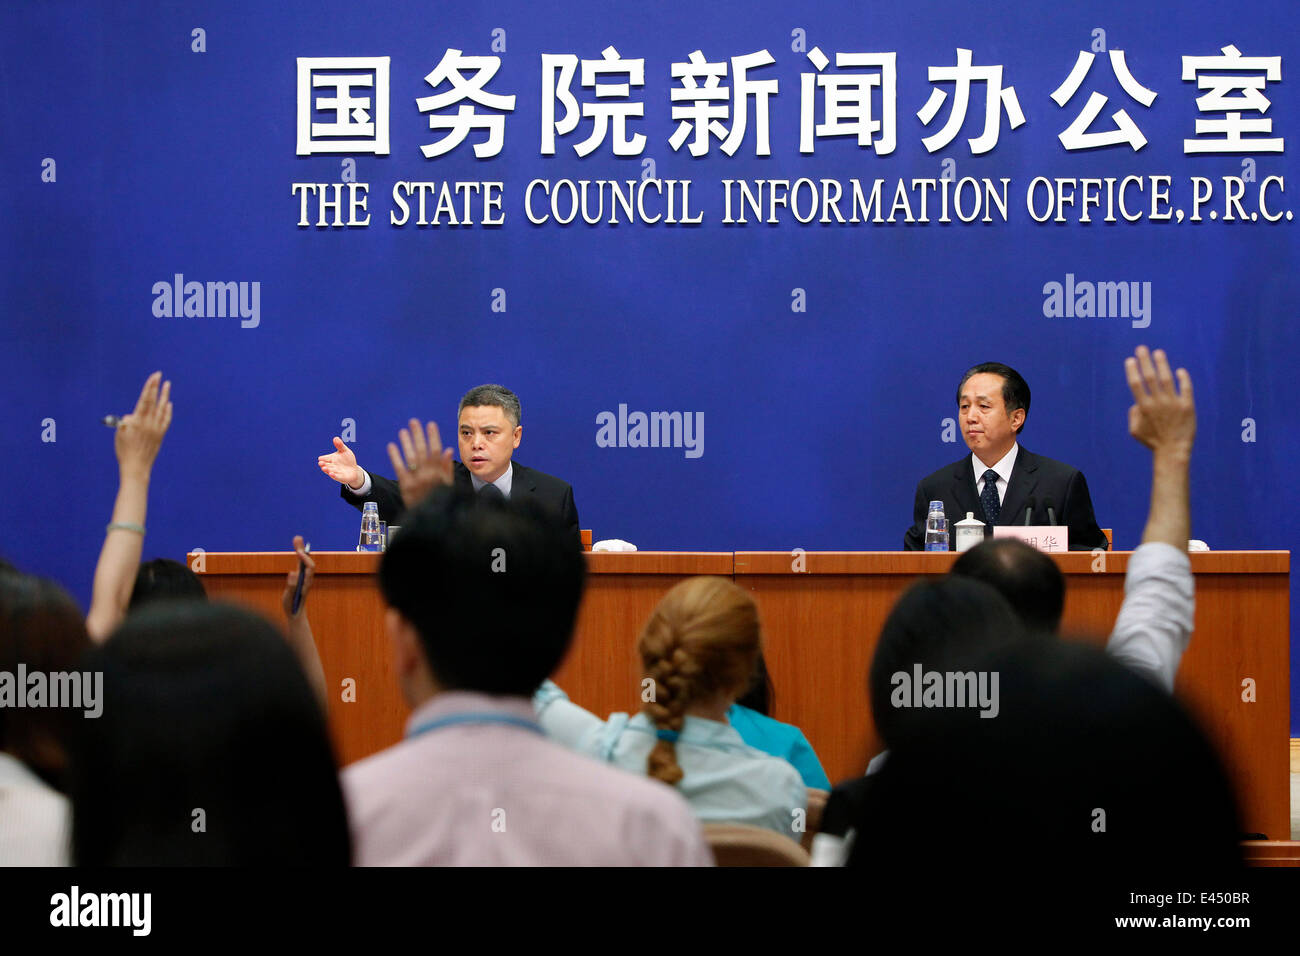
341 461 581 551
903 447 1108 552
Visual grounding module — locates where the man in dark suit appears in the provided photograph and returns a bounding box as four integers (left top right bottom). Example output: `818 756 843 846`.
318 384 581 551
903 362 1108 551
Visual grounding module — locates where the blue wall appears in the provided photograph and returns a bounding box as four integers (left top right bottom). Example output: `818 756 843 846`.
4 1 1297 727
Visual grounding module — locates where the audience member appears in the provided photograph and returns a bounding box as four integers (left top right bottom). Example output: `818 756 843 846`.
342 487 711 865
129 558 206 610
535 576 807 839
951 538 1064 633
730 652 831 790
0 573 90 865
844 638 1242 893
70 601 349 865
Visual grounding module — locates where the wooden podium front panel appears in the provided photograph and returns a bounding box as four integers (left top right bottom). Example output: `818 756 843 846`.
735 550 1291 841
191 552 407 770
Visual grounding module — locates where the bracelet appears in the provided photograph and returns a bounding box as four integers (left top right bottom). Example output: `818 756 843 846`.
106 522 146 535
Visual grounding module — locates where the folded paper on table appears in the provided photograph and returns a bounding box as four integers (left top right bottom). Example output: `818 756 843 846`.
592 539 637 552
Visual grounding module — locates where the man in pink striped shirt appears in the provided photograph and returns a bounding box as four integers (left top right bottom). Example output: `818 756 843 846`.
341 481 712 866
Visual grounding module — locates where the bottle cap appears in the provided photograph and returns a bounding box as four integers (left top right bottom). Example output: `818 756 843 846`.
929 500 944 513
363 501 378 511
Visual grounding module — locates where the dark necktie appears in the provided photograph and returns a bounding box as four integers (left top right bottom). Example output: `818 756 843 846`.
478 483 505 505
980 469 1000 525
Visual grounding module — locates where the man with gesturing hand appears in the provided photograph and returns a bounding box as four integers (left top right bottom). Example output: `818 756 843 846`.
318 384 581 551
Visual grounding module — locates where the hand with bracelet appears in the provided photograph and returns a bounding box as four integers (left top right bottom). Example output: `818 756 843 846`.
87 372 174 641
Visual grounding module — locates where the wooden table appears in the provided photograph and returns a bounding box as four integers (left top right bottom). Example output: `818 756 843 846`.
191 549 1291 840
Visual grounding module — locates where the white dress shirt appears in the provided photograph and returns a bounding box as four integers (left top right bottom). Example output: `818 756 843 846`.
0 752 70 866
971 443 1019 508
469 462 512 498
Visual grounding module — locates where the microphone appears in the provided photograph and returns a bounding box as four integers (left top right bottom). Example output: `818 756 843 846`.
1023 495 1036 525
1045 496 1057 527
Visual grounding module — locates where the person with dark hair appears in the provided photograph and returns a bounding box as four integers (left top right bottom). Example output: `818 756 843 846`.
951 538 1066 633
342 487 710 865
867 576 1028 753
903 361 1108 551
69 601 349 866
0 574 91 865
535 576 807 839
729 653 830 790
812 575 1027 864
129 558 207 609
317 384 581 549
843 638 1243 894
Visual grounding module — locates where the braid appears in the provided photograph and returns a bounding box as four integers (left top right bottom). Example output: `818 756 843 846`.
640 612 695 785
636 576 760 787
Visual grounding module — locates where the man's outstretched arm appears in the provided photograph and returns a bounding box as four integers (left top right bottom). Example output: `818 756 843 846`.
319 435 408 522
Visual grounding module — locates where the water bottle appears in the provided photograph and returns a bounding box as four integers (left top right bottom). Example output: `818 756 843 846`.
357 501 382 552
924 500 949 551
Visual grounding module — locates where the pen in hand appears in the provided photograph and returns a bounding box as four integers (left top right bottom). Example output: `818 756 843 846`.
291 543 312 616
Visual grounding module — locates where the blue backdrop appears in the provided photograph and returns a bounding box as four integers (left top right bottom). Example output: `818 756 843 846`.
4 1 1297 728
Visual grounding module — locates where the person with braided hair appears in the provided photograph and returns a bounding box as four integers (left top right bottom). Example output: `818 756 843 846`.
535 576 807 839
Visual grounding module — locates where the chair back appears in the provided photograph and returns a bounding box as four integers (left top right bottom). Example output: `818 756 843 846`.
703 823 810 867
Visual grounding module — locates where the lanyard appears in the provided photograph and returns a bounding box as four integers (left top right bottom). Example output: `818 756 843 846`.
406 712 545 740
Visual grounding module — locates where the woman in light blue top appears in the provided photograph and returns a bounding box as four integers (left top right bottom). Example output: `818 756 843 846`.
728 653 831 791
535 576 806 840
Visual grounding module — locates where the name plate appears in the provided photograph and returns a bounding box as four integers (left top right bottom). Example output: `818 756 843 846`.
992 526 1068 552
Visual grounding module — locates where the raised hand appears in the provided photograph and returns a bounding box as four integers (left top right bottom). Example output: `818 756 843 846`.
88 371 173 642
1125 346 1196 456
281 535 316 621
115 371 172 480
318 437 364 489
279 534 326 706
388 418 455 509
